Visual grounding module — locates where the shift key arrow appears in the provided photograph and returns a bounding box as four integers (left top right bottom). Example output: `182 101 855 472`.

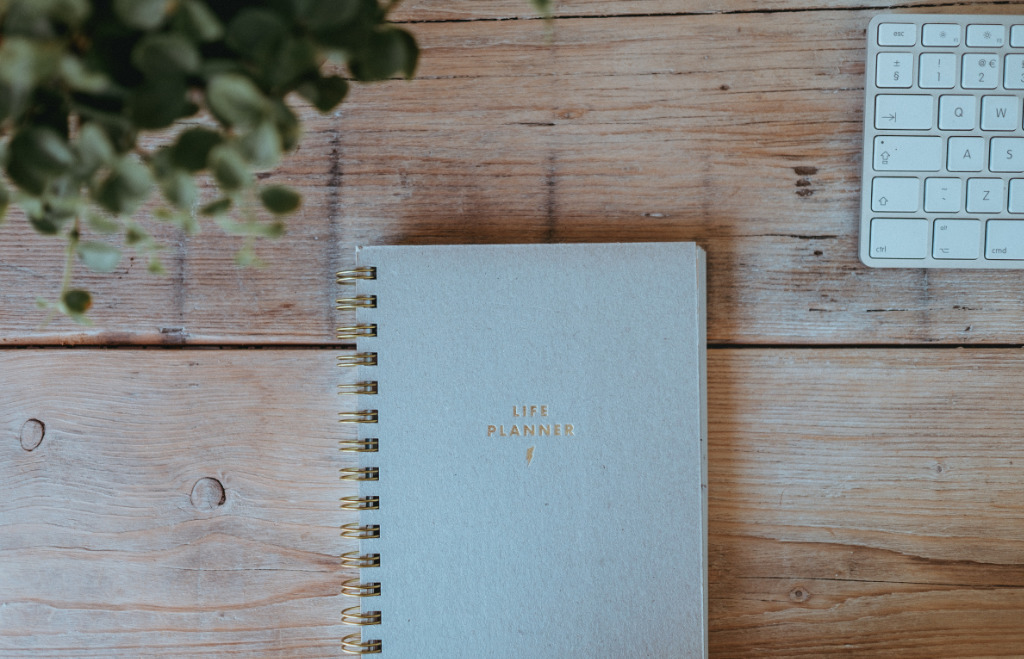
873 136 942 171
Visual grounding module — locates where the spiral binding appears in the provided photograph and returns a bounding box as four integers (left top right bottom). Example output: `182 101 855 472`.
339 264 382 655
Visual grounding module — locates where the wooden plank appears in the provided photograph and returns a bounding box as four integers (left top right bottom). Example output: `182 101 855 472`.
391 0 996 21
4 5 1024 345
707 348 1024 656
0 350 359 655
4 348 1024 654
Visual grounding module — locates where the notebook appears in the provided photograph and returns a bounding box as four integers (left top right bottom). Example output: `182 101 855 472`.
336 242 708 658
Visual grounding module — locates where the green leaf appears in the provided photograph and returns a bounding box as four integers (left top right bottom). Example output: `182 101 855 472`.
176 0 224 42
226 9 287 61
86 213 121 235
200 198 232 216
350 28 419 81
298 75 348 113
293 0 360 26
59 55 111 93
114 0 170 30
6 127 75 195
132 34 201 78
96 157 154 215
124 221 150 246
259 185 301 215
209 144 251 191
160 169 198 209
76 241 122 273
216 216 285 238
206 73 268 129
147 257 166 274
76 123 116 175
0 181 9 224
239 121 282 169
170 128 223 172
129 76 189 129
264 37 319 92
270 99 301 151
62 289 92 314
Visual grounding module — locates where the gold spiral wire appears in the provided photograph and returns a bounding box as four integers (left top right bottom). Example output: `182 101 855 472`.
336 295 376 311
341 577 382 596
341 552 381 569
338 382 379 395
337 353 377 368
338 438 378 453
336 267 376 285
340 496 380 511
340 467 379 481
337 324 378 341
338 265 380 655
341 633 381 655
341 606 381 626
340 523 380 540
338 410 378 424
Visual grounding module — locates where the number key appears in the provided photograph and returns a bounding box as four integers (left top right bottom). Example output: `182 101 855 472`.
962 53 1000 89
1005 54 1024 90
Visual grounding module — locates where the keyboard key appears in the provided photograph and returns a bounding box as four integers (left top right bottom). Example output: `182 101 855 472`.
947 137 985 171
920 53 956 88
933 219 981 259
985 220 1024 259
875 95 933 129
981 96 1020 130
966 24 1005 48
879 23 917 46
962 53 1000 88
873 136 943 171
1009 179 1024 213
922 24 961 47
924 177 963 212
989 137 1024 172
1005 54 1024 89
877 52 914 87
871 177 920 211
966 178 1005 213
938 95 976 130
1012 25 1024 48
870 218 929 258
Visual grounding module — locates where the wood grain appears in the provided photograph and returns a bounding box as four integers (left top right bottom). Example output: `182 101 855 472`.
0 350 359 656
3 348 1024 655
5 3 1024 345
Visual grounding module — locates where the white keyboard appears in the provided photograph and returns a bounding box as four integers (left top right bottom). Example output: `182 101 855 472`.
861 14 1024 268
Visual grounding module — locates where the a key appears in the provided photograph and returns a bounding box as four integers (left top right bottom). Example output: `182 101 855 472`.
873 136 943 171
924 177 963 212
870 218 929 258
871 177 920 211
981 96 1020 131
962 53 1000 89
938 95 976 130
875 95 934 129
989 138 1024 173
985 220 1024 259
966 178 1005 213
919 53 956 88
947 137 985 171
933 219 981 259
877 52 914 88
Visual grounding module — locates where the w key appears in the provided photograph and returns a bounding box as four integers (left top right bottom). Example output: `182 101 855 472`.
875 95 935 129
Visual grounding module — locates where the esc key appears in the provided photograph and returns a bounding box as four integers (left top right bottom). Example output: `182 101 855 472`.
878 23 917 46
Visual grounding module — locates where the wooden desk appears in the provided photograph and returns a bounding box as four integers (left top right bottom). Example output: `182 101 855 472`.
3 2 1023 656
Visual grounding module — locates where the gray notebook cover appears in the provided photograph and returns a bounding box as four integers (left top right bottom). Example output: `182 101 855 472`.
351 242 707 658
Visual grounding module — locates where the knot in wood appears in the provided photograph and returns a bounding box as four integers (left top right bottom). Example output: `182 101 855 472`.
19 419 45 451
191 477 226 511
